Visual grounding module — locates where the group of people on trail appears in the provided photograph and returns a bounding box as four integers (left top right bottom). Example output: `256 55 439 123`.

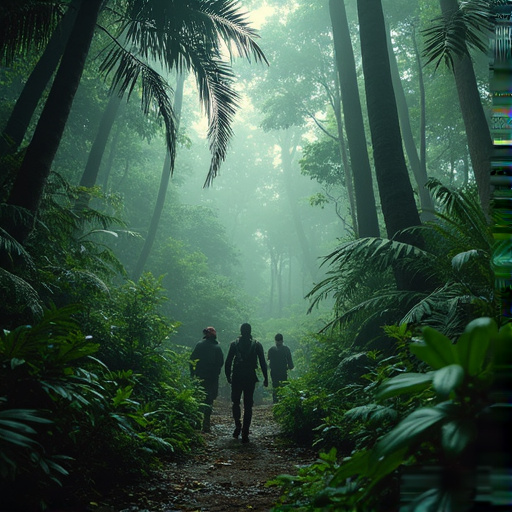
190 323 294 443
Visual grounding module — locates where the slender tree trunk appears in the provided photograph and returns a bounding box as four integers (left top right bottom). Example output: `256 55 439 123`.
280 130 317 282
75 92 123 210
80 94 122 189
411 26 427 185
329 0 380 238
439 0 491 212
0 0 80 160
132 73 185 280
386 27 434 218
102 115 123 189
332 72 358 234
277 253 283 316
357 0 422 242
7 0 103 244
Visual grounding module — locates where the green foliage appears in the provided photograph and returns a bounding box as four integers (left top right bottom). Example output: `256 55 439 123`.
271 318 511 510
422 0 493 70
273 376 330 445
307 179 497 341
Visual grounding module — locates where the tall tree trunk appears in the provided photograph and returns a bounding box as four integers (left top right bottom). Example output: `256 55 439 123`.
329 0 380 238
357 0 422 242
280 130 317 281
411 26 427 187
332 71 358 234
102 114 123 189
439 0 491 212
80 93 122 189
386 27 434 219
0 0 80 160
75 92 123 209
132 73 185 280
7 0 103 244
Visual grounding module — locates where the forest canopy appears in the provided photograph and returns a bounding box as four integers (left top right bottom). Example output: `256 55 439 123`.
0 0 510 510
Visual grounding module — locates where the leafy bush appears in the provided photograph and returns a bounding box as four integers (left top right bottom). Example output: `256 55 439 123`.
270 318 512 511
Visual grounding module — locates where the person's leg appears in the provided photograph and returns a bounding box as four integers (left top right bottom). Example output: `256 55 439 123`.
241 380 256 443
231 382 243 438
271 372 286 403
202 381 216 433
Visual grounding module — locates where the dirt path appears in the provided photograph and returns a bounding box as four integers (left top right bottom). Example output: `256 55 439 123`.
98 398 316 512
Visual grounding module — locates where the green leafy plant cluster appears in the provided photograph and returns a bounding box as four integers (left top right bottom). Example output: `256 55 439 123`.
270 318 511 511
0 279 203 509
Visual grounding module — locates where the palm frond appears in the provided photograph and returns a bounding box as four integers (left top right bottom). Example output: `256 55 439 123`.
99 42 177 177
425 178 492 249
201 0 268 64
422 0 492 71
320 237 432 273
0 0 64 65
0 267 44 321
111 0 262 185
327 289 426 332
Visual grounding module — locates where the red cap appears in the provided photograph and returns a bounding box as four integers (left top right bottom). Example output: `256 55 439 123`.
204 326 217 337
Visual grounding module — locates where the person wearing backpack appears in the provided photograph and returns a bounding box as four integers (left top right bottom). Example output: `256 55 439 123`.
190 326 224 433
224 323 268 443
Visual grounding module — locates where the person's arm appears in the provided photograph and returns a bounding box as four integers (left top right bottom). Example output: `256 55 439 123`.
287 346 294 370
224 343 234 383
216 346 224 375
257 343 268 386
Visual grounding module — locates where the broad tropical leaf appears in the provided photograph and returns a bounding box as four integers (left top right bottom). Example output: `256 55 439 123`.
455 317 495 376
373 403 453 458
411 327 459 369
432 364 464 396
441 418 475 454
376 372 434 400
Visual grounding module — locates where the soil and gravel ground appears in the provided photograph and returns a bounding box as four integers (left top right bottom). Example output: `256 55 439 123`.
96 398 316 512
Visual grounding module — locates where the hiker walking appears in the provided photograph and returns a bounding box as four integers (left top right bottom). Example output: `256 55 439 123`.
190 326 224 433
267 333 294 403
225 323 268 443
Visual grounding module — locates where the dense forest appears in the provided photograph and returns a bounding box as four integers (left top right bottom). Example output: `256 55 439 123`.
1 0 511 510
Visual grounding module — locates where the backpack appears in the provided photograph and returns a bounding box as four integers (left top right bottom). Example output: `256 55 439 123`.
233 338 257 370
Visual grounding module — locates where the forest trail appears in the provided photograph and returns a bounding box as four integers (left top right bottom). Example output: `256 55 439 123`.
97 398 316 511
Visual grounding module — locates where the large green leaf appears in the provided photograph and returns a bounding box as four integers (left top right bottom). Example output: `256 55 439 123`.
410 327 459 369
432 364 464 397
455 317 495 376
441 419 475 455
376 372 434 400
373 405 451 458
329 450 370 486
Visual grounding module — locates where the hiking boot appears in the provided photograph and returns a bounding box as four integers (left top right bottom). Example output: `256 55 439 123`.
233 426 241 439
241 434 250 444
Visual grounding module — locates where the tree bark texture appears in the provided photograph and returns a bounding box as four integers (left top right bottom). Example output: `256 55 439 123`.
357 0 422 241
329 0 380 238
439 0 491 212
7 0 103 243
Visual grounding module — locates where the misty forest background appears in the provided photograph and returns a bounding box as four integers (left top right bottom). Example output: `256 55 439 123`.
1 0 510 510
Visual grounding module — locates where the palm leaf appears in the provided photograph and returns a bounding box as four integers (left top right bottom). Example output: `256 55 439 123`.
422 0 493 71
0 0 64 65
99 41 177 181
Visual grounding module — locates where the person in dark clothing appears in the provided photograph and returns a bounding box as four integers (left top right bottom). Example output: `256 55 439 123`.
224 323 268 443
190 326 224 433
267 333 294 403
